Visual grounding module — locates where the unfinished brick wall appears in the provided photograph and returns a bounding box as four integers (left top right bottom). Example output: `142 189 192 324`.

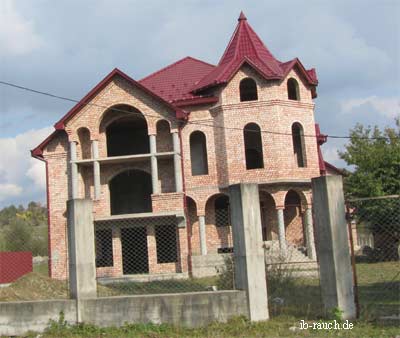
43 61 319 279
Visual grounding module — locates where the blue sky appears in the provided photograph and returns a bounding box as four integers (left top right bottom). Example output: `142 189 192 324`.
0 0 399 207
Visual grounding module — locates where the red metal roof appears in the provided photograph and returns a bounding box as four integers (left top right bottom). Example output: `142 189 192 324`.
139 56 216 103
192 12 318 94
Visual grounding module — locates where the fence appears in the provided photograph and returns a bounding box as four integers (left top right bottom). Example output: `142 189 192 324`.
346 195 400 320
94 216 235 297
264 207 323 319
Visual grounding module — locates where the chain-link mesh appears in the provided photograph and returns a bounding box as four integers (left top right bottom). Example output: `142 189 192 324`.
347 196 400 320
265 204 323 319
95 216 235 296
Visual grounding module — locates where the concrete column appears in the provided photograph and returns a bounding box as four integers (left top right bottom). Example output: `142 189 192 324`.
276 207 287 256
69 141 78 199
312 175 356 319
91 140 101 200
229 183 269 321
67 199 97 299
304 207 316 260
149 135 159 194
198 215 207 255
172 132 183 193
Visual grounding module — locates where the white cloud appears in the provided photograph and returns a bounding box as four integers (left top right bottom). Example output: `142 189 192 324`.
0 183 22 201
0 126 52 205
341 96 400 119
0 0 43 56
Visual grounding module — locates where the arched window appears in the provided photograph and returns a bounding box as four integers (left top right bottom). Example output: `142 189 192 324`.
156 119 173 152
240 78 258 102
77 127 91 159
104 105 149 157
244 123 264 169
292 123 306 167
287 78 300 101
215 195 230 227
190 131 208 176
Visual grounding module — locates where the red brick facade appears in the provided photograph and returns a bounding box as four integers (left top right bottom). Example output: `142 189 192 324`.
35 14 321 280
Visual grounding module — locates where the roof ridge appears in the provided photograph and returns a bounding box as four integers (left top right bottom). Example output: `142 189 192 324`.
139 56 215 83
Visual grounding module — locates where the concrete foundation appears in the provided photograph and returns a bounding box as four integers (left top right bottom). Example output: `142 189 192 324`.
191 253 231 278
0 291 248 336
229 183 269 321
312 175 356 319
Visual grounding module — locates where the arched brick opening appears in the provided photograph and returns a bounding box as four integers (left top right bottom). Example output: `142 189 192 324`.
205 194 232 253
292 122 307 167
109 169 152 215
284 190 305 246
77 127 91 159
240 77 258 102
100 104 149 157
244 123 264 170
287 78 300 101
259 191 278 241
190 131 208 176
156 119 173 152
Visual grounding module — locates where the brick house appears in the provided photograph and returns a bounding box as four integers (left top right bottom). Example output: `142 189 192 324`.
32 12 328 280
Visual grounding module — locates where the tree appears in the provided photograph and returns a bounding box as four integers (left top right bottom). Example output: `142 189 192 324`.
339 119 400 260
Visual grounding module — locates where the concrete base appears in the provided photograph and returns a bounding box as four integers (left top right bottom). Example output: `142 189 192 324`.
0 291 248 336
191 254 231 278
98 272 189 284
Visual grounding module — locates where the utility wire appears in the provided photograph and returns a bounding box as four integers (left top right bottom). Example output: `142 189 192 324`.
1 80 397 140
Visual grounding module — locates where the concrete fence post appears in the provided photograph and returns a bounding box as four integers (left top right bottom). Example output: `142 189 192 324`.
311 175 356 319
229 183 269 321
67 199 97 300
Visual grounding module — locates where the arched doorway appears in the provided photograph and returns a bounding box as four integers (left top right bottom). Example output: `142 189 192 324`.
284 190 305 246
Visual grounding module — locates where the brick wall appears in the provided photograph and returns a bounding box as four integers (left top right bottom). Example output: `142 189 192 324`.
42 63 319 279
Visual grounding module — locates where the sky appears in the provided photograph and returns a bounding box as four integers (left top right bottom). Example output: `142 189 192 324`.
0 0 399 208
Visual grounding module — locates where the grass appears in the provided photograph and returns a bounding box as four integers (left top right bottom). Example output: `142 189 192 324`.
33 261 49 275
20 315 400 338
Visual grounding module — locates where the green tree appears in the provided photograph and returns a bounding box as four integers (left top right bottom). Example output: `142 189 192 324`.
339 119 400 260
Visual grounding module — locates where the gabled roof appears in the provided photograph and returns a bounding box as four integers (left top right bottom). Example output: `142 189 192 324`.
192 12 318 94
54 68 187 131
139 56 216 103
32 68 187 159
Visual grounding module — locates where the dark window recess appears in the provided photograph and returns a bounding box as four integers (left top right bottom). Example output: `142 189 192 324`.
215 195 230 227
292 123 306 167
155 225 178 263
218 247 233 254
95 229 113 267
240 78 258 102
190 131 208 176
287 78 300 101
244 123 264 170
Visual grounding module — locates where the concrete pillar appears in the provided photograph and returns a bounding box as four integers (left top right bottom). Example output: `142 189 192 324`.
69 141 78 199
312 175 356 319
198 215 207 255
276 208 287 256
229 183 269 321
172 132 183 193
67 199 97 299
91 140 101 200
149 135 159 194
304 207 316 260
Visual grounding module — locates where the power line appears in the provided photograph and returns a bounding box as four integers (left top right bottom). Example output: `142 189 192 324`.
0 80 397 141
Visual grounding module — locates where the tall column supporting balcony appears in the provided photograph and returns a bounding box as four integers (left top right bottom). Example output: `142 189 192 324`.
198 215 207 255
172 132 183 193
276 207 287 256
149 134 159 194
304 207 316 260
